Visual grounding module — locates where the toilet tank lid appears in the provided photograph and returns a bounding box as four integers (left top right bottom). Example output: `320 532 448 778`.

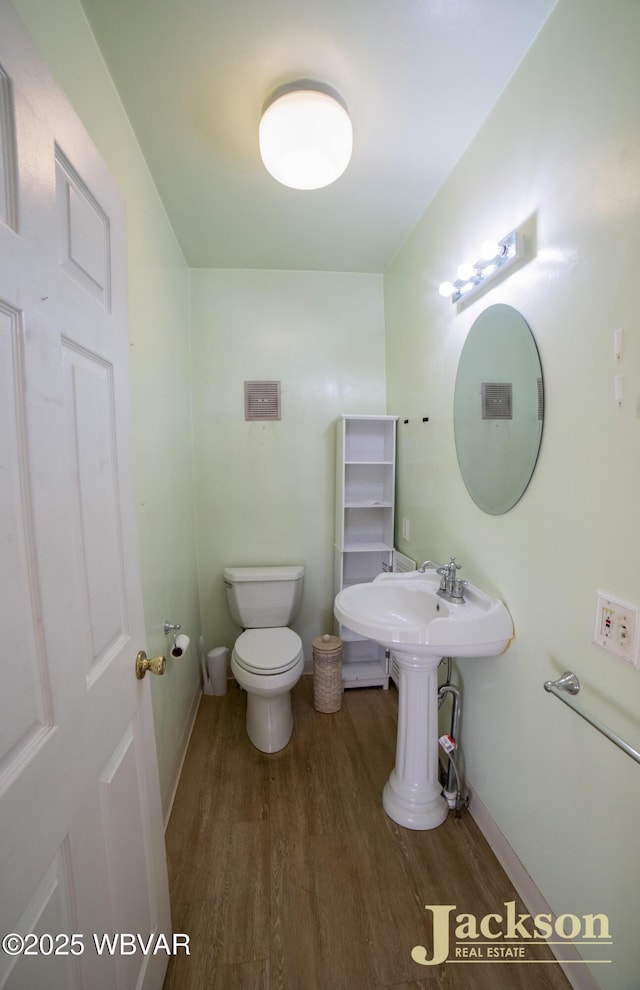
223 565 304 583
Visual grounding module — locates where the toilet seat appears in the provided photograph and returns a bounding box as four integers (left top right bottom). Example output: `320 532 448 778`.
233 627 303 676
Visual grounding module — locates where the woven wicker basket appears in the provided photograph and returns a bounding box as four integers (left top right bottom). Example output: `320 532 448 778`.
312 635 343 713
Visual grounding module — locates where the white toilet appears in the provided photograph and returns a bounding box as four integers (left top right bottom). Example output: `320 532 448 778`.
224 565 305 753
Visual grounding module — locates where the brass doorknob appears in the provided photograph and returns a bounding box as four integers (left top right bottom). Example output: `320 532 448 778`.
135 650 166 679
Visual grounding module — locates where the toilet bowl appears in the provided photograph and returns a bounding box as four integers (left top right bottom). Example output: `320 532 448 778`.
224 565 305 753
230 627 304 752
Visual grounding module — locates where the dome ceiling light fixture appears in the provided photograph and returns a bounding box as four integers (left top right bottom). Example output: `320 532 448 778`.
258 80 353 191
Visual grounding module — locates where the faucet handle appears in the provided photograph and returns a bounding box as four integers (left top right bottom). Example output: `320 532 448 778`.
450 578 468 603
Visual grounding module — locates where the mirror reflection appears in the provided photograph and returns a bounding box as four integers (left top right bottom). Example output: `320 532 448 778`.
454 304 543 515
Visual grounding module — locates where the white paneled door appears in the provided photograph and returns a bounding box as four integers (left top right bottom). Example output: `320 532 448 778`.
0 3 171 988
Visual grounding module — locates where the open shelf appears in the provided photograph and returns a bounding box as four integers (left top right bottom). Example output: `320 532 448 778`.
342 659 390 690
334 415 398 690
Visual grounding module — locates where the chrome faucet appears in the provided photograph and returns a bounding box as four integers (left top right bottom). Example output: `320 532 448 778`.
418 556 467 604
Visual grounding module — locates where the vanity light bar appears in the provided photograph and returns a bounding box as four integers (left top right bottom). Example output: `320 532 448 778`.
439 230 521 304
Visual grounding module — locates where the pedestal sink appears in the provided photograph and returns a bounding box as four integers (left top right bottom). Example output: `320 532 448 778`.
334 570 513 830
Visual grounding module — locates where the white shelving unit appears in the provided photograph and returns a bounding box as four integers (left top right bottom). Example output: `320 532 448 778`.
334 415 398 689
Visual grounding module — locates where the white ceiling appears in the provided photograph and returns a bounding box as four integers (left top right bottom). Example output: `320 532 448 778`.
79 0 557 273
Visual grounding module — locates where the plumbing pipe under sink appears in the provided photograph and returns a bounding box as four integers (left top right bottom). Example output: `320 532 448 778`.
438 681 462 809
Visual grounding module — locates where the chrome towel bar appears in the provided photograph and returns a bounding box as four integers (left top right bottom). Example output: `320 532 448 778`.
544 671 640 766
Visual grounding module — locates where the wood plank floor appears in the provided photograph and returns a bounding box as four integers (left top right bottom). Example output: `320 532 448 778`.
163 676 571 989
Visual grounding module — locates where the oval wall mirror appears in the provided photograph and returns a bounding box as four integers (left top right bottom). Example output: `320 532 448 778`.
454 304 544 514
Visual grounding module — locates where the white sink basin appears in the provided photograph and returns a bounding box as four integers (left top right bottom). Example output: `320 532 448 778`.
334 570 513 659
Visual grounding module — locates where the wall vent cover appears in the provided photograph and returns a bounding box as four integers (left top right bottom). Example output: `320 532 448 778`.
481 382 512 420
244 380 281 421
537 377 544 420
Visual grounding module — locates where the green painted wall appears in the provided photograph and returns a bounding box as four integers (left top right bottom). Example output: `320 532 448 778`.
12 0 202 815
385 2 640 986
190 268 386 660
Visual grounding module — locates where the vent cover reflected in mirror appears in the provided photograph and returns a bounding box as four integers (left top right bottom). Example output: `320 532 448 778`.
481 382 512 420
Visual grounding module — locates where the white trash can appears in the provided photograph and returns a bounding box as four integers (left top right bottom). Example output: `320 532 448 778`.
207 646 229 696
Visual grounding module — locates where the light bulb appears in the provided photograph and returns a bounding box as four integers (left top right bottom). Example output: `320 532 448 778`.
480 240 501 261
457 262 476 281
439 281 455 298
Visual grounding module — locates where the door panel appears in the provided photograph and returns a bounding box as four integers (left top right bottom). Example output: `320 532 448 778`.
0 66 17 230
55 148 110 308
99 724 157 989
5 843 80 990
0 300 53 783
62 339 127 680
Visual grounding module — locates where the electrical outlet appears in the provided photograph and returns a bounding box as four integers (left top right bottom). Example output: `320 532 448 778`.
401 518 410 540
593 591 639 666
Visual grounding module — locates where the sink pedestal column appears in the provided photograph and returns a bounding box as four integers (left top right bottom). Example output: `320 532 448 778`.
382 651 448 830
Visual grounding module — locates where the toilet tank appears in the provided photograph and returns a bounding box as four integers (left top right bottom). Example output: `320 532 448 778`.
223 565 304 628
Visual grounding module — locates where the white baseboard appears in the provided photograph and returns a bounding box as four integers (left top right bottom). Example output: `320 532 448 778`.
162 683 202 829
468 787 602 990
